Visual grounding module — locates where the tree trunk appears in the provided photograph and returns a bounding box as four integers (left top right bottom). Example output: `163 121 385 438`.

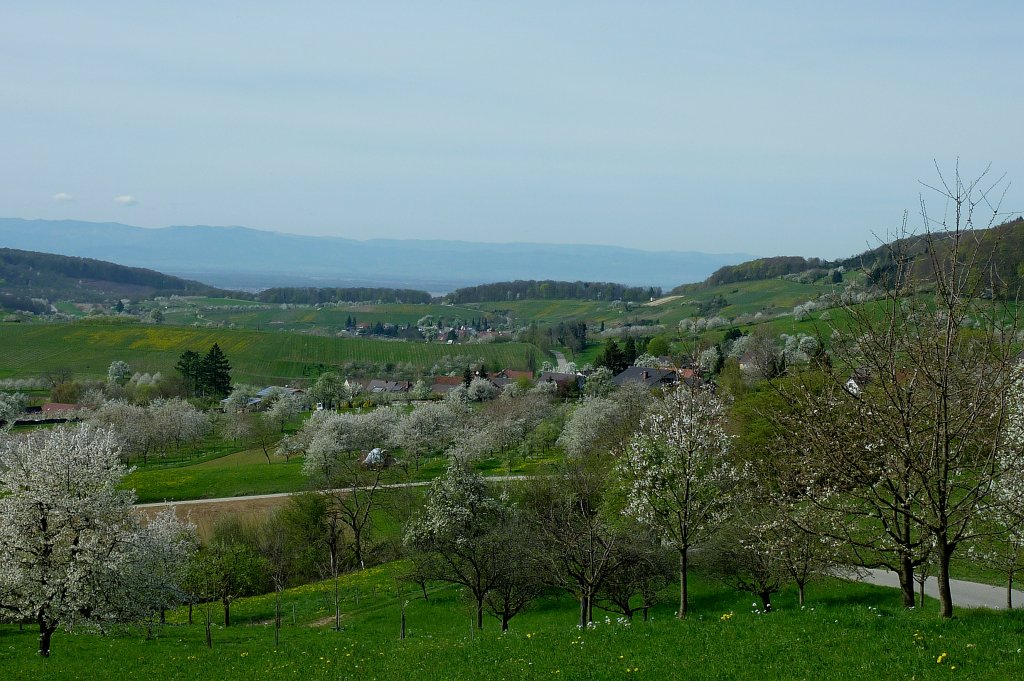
798 583 805 607
578 595 588 628
223 597 231 627
935 540 954 619
274 589 281 648
501 613 510 632
37 619 57 658
898 554 916 608
476 598 484 630
919 578 926 608
188 601 193 625
678 547 689 619
334 571 341 631
205 618 212 649
353 529 364 571
759 591 773 612
1008 576 1014 610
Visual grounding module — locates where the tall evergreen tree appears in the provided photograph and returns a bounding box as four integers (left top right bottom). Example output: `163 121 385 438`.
596 339 627 374
623 337 638 366
175 350 202 396
200 344 232 398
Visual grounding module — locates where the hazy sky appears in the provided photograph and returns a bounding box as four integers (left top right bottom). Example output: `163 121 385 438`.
3 1 1022 259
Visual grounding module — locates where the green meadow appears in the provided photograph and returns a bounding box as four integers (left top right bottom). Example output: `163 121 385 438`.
2 563 1021 680
160 300 488 332
126 447 561 504
467 299 630 326
125 448 310 503
0 321 538 384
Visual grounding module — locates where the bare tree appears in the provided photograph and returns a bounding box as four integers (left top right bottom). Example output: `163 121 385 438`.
255 515 296 647
784 163 1019 617
594 521 674 621
526 461 626 627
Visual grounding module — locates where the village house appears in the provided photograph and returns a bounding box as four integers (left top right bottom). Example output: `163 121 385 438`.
367 379 412 394
612 366 677 388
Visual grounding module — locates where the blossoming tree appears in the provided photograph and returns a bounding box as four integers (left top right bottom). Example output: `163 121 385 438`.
617 384 739 618
0 424 193 657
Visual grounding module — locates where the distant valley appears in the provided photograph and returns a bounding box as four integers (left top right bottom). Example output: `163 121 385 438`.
0 218 751 293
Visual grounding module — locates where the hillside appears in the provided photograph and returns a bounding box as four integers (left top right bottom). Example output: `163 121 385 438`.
672 256 829 293
675 217 1024 297
837 216 1024 296
0 248 230 312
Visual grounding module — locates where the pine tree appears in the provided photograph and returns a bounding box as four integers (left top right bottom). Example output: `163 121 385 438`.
200 344 232 398
175 350 202 396
596 339 627 374
623 337 638 366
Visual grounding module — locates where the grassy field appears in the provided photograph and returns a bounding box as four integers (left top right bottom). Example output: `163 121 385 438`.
466 299 632 326
125 448 310 504
672 279 836 322
143 280 844 341
125 445 561 505
161 300 487 333
2 563 1021 680
458 279 838 337
0 321 538 383
161 297 644 330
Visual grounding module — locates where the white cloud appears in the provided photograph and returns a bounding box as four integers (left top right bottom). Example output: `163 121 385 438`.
52 192 74 202
113 195 137 206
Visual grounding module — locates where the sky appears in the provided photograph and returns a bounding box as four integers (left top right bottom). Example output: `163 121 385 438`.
2 1 1022 260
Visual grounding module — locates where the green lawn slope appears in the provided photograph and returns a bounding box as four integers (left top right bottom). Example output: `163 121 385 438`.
2 563 1020 680
0 321 538 383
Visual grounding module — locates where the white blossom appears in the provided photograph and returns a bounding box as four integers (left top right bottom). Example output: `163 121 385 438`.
0 425 173 656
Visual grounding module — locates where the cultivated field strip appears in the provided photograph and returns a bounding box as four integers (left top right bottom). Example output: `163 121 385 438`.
163 301 485 330
0 322 536 383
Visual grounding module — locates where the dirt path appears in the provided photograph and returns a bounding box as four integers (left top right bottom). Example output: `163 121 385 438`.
134 475 529 510
643 295 683 306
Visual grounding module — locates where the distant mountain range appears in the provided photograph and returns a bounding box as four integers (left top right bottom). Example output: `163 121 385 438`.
0 218 751 293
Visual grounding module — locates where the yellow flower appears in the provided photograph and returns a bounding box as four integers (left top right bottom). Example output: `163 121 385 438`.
937 652 948 664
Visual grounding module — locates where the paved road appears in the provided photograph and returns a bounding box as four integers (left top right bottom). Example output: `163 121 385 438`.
140 483 1021 610
552 351 570 372
842 567 1023 610
134 475 530 509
